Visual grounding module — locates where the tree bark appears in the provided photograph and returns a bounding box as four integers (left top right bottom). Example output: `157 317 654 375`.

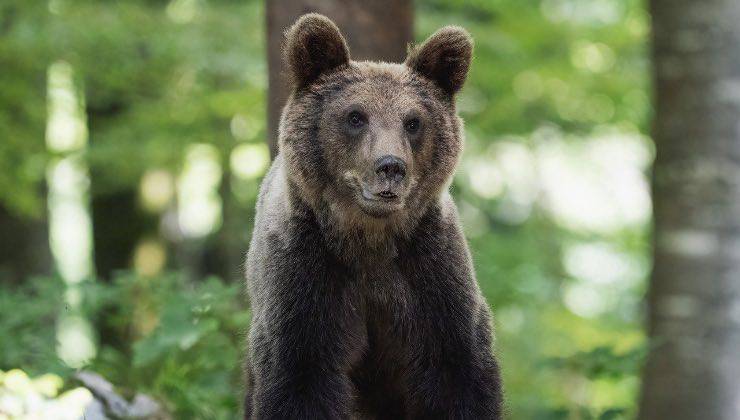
265 0 414 158
639 1 740 418
0 1 52 285
87 104 157 280
204 167 244 283
0 204 51 285
90 187 155 279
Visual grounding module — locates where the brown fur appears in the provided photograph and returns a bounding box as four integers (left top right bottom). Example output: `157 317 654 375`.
405 26 473 95
245 14 502 419
284 13 350 89
280 50 468 254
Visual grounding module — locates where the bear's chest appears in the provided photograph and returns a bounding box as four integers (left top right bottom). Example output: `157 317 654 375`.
346 265 418 405
355 263 417 353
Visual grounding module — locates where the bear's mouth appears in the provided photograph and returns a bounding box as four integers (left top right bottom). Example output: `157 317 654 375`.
361 187 398 202
342 172 407 218
357 185 405 217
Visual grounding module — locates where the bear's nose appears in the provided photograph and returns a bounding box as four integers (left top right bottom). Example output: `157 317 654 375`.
374 155 407 181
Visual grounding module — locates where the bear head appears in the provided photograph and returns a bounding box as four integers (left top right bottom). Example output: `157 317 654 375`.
278 13 472 243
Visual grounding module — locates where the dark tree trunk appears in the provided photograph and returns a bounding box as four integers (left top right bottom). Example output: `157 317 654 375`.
639 1 740 418
0 2 51 285
90 187 155 279
203 168 245 283
87 105 157 280
265 0 414 158
0 204 51 285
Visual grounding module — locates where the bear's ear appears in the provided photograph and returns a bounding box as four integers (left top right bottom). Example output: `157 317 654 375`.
284 13 350 89
405 26 473 95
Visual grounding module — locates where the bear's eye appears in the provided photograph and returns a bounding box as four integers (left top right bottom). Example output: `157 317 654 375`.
404 117 420 134
347 111 367 129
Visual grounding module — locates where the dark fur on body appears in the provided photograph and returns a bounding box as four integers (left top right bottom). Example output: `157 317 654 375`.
245 14 503 419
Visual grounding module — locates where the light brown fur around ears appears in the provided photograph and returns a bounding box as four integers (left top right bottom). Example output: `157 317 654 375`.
283 13 350 89
405 26 474 95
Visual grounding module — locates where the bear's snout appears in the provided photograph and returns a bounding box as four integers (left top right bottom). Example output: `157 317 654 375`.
374 155 407 183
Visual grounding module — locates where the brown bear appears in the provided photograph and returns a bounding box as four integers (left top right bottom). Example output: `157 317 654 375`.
244 13 503 419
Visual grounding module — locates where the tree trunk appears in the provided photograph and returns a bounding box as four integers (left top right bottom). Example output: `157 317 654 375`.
0 204 51 285
0 2 52 286
204 167 244 283
90 187 155 279
87 104 157 280
265 0 414 158
639 1 740 418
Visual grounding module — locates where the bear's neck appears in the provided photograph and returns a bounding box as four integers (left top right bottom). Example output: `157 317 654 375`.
287 180 431 264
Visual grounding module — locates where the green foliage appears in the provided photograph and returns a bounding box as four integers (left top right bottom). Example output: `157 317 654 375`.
545 345 646 381
0 273 249 419
0 1 52 217
1 0 265 201
82 273 250 419
0 276 67 375
540 346 646 419
49 0 266 193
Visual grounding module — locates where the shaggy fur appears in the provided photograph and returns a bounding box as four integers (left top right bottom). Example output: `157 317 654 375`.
245 13 503 419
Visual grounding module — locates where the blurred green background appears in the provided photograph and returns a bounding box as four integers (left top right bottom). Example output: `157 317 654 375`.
0 0 651 418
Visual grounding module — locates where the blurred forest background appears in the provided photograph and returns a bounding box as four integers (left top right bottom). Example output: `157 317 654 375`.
1 0 655 418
